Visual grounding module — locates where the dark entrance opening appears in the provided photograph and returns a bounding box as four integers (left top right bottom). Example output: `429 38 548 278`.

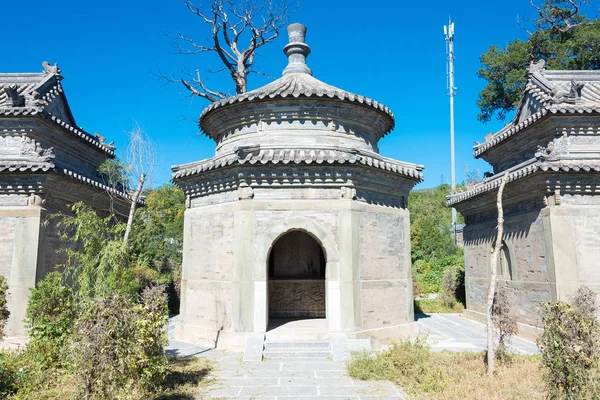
268 231 326 319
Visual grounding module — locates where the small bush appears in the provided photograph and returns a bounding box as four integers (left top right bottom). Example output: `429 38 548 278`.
133 285 170 390
71 286 169 399
537 286 600 399
348 337 445 394
25 272 75 367
0 275 9 340
441 266 458 309
0 350 19 397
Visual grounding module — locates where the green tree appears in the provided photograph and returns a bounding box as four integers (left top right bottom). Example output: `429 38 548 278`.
477 0 600 123
409 184 463 260
53 202 138 305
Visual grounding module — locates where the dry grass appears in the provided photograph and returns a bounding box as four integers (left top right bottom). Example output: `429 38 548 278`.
155 356 215 399
348 338 545 400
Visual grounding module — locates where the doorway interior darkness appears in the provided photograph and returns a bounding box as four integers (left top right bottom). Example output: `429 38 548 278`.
268 230 326 319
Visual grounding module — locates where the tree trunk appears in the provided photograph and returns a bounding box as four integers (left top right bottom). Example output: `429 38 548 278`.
486 171 509 377
123 173 146 245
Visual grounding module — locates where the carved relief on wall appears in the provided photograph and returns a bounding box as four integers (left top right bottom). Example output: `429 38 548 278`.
0 136 54 160
269 280 325 318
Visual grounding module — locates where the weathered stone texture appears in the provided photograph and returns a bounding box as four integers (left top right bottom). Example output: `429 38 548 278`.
573 212 600 285
185 210 234 282
0 217 17 281
358 211 407 281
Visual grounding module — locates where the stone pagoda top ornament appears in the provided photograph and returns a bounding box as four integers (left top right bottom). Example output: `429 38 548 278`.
198 23 395 139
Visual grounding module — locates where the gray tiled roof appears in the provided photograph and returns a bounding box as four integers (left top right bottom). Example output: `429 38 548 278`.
199 72 395 133
446 159 600 206
474 67 600 158
0 64 115 156
172 147 423 181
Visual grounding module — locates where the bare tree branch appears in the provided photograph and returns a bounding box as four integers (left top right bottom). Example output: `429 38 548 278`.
530 0 589 33
158 0 296 102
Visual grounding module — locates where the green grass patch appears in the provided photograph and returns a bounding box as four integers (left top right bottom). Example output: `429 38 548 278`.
414 298 464 314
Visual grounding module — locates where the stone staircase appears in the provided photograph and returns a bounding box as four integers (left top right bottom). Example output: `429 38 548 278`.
244 332 357 362
262 339 331 359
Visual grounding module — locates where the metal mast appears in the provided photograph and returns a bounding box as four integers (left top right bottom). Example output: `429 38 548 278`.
444 17 457 234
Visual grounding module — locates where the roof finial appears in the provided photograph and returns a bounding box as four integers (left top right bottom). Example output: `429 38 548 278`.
282 23 312 76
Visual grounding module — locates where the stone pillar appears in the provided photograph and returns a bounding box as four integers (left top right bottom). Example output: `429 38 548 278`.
4 206 43 337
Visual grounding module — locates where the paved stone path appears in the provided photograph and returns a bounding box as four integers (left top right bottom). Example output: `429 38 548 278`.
416 313 539 354
166 340 404 399
165 313 539 399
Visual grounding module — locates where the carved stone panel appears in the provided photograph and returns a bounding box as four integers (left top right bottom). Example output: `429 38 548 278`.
268 279 325 318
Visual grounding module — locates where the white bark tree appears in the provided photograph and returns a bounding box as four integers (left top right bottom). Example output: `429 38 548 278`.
122 125 156 245
486 170 509 377
98 123 156 245
161 0 295 101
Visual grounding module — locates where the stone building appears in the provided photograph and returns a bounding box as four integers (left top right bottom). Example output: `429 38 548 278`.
0 63 130 337
172 24 423 351
448 61 600 338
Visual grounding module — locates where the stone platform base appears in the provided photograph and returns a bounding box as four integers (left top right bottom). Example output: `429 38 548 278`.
463 309 543 341
176 319 419 352
347 322 419 348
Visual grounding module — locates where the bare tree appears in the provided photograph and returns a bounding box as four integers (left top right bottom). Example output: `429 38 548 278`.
123 125 156 244
162 0 295 102
486 171 509 377
98 123 156 244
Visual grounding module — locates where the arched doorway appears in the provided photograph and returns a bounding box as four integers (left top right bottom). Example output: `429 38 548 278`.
268 230 326 320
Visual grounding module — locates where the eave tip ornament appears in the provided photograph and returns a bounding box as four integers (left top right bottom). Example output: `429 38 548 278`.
282 23 312 76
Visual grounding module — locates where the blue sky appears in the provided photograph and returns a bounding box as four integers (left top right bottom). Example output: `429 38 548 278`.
3 0 541 188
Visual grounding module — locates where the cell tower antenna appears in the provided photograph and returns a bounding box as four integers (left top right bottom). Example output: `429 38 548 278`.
444 16 457 238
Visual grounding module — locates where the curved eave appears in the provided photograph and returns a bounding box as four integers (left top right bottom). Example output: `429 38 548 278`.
474 105 600 159
58 168 143 205
172 149 422 182
197 74 395 138
446 158 600 206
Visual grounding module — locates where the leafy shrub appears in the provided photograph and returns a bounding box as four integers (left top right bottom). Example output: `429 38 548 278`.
133 285 169 390
0 350 18 397
537 286 600 399
71 286 169 399
53 203 133 304
25 271 75 367
492 285 518 363
412 254 464 295
441 266 458 309
0 275 9 340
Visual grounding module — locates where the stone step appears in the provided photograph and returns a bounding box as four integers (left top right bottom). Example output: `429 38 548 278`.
264 340 330 350
262 349 331 359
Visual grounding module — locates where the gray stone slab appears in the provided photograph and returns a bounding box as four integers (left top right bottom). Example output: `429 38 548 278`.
218 377 279 386
416 313 539 354
314 370 348 378
282 361 345 371
243 332 265 362
318 383 400 397
246 369 316 378
280 377 357 387
239 386 318 396
206 386 242 397
329 333 351 361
